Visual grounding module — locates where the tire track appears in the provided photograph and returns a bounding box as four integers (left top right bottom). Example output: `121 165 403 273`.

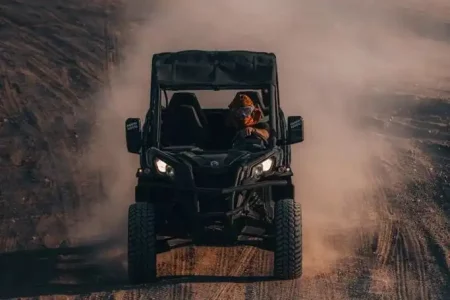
422 227 450 299
169 283 193 300
210 247 231 277
285 279 300 300
377 220 432 300
244 250 272 300
404 227 429 300
208 246 257 300
299 274 341 300
393 227 409 300
113 287 176 300
371 164 426 300
371 170 397 267
184 246 230 300
158 245 194 300
371 185 431 299
369 141 449 300
375 218 394 266
246 279 300 300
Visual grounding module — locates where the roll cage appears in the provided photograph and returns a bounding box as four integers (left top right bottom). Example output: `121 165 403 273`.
142 50 285 152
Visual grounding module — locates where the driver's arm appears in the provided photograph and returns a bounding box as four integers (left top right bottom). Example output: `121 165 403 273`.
251 123 270 140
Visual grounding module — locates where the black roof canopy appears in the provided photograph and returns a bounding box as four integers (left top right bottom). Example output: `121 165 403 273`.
152 50 277 88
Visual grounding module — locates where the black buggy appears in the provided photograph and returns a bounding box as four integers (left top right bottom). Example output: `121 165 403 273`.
125 50 304 283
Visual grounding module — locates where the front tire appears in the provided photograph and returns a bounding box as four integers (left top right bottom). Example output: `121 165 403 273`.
273 199 303 279
128 202 157 284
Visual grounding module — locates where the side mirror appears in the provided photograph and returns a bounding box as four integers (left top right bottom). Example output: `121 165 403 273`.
125 118 142 154
287 116 304 144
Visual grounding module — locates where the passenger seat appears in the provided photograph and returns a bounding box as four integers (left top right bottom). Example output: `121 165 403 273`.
163 93 208 147
169 92 208 128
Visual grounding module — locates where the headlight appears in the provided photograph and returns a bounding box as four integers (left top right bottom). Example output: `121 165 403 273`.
253 157 274 176
154 158 175 177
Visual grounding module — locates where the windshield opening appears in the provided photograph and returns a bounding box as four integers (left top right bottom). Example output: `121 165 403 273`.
158 88 271 152
161 90 268 109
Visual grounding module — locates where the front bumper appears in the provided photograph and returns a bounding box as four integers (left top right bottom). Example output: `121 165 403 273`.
136 179 290 222
137 179 288 195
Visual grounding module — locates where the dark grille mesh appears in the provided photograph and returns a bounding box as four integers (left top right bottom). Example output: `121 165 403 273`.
192 169 236 188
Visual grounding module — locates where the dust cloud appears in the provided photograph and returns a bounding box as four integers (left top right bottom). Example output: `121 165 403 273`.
71 0 450 274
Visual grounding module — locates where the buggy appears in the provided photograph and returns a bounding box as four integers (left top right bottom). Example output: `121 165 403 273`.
125 50 304 283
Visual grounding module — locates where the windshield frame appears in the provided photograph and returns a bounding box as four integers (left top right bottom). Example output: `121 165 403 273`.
145 82 278 151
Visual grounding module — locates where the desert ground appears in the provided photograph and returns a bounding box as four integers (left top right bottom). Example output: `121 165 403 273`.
0 0 449 299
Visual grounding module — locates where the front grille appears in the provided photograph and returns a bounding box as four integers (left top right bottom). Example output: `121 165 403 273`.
192 168 236 188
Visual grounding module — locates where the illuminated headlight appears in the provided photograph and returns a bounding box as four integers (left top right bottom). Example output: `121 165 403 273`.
154 158 175 177
253 157 274 176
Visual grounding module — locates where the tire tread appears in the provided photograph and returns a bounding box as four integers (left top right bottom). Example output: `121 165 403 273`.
128 202 157 283
274 198 303 279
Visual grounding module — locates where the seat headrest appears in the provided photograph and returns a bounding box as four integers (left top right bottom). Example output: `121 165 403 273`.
169 92 200 109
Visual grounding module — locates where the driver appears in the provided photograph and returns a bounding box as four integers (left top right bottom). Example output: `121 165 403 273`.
227 92 270 141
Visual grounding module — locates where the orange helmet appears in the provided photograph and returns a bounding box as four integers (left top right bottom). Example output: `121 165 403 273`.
229 93 262 127
229 93 254 109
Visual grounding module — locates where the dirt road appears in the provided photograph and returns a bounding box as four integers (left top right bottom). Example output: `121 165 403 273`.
0 0 449 299
0 97 448 300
